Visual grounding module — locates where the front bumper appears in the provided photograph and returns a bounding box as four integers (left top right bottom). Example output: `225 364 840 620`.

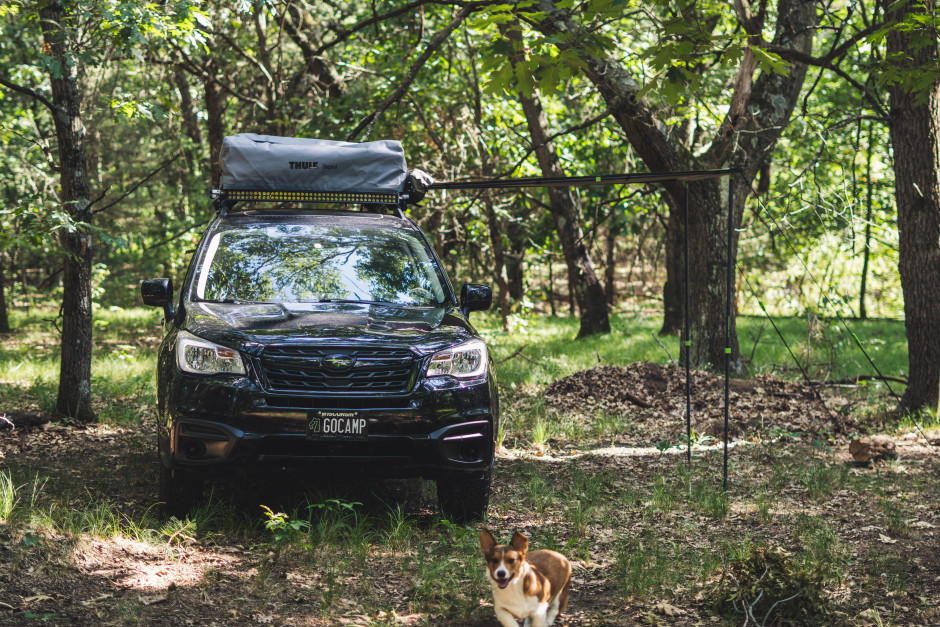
160 371 497 479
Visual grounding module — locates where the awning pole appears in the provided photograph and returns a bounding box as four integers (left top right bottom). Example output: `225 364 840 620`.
724 174 734 491
684 183 692 464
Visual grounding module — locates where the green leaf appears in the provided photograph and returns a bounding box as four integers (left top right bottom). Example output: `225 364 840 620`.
484 63 515 94
750 45 789 76
538 64 560 95
514 63 537 98
490 38 513 56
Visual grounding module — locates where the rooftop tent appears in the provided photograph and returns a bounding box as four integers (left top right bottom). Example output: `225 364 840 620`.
219 134 409 196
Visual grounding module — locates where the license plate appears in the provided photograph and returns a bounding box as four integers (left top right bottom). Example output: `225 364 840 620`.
306 411 367 439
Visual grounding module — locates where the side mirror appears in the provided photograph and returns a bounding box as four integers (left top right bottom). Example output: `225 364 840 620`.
460 283 492 318
141 278 176 321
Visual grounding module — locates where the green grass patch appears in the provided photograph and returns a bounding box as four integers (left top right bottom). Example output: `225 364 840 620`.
0 305 160 423
477 311 907 393
0 305 909 428
614 526 692 598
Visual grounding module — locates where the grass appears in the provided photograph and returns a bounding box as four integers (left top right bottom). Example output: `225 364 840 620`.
479 311 908 391
1 442 937 624
0 304 936 625
0 304 909 427
614 526 686 597
0 470 15 523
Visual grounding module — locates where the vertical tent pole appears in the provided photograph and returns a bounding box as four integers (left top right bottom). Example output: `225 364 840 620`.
684 183 691 464
724 174 734 491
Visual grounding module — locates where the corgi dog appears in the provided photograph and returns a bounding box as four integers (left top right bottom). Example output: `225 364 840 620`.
480 528 572 627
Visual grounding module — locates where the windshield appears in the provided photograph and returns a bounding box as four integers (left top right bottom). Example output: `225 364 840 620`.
193 221 449 307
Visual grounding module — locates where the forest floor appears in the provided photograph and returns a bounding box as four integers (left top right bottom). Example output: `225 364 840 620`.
1 363 939 626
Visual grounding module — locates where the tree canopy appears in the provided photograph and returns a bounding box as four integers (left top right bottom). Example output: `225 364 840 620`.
1 0 934 417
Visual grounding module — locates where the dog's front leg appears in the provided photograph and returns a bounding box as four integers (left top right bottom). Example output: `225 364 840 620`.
528 609 549 627
494 607 520 627
545 597 561 625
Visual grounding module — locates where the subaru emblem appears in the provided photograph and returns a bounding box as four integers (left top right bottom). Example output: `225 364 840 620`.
323 354 356 370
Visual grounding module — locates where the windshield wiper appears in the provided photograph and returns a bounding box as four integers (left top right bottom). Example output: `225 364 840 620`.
315 298 442 308
198 298 268 305
316 298 395 306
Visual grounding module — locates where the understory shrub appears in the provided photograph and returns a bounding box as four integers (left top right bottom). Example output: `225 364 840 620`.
706 544 831 626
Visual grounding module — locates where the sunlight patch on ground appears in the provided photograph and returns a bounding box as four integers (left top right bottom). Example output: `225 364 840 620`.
498 441 744 461
71 536 242 591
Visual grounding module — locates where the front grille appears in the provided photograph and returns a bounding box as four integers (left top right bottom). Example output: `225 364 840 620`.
266 395 415 410
259 345 417 394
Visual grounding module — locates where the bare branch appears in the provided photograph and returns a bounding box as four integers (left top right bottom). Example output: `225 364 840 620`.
171 44 270 112
92 153 183 215
0 76 58 116
145 218 213 251
766 45 887 116
347 4 476 141
733 0 763 42
213 30 274 84
311 0 492 58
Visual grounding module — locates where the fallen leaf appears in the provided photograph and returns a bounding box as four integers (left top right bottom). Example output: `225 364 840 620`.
654 601 685 616
878 534 897 544
23 595 54 603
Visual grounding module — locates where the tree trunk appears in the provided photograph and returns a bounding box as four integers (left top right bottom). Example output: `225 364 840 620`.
40 1 96 422
204 58 225 190
546 251 556 316
504 25 610 338
483 195 512 328
530 0 815 369
506 220 526 302
605 224 617 307
859 122 875 320
660 197 683 335
886 0 940 414
0 257 10 333
175 69 203 147
282 4 343 100
175 68 203 178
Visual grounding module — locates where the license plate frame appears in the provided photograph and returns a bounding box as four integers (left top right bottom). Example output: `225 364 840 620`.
306 410 368 440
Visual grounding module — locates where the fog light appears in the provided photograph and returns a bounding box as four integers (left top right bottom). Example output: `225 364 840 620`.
461 444 480 461
182 439 208 460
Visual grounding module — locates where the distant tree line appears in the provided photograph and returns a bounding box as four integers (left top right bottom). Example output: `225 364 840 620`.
0 0 936 419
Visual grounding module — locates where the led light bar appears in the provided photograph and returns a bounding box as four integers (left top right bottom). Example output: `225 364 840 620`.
221 189 400 205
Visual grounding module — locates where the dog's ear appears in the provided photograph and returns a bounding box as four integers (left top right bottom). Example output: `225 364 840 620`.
480 528 497 555
510 531 528 556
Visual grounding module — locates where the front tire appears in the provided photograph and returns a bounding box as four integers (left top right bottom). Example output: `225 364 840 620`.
436 471 491 524
159 462 204 519
158 434 204 519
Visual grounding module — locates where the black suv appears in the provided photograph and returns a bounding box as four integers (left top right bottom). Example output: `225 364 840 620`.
141 165 497 522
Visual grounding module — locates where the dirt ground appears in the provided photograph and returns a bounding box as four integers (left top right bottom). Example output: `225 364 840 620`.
1 363 939 626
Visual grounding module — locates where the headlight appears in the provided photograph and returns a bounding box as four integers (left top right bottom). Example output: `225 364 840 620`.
176 331 246 375
426 339 488 379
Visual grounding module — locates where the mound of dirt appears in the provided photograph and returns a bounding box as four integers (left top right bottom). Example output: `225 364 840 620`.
544 363 851 438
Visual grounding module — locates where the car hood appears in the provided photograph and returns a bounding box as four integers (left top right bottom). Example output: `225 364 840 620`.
183 301 474 354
